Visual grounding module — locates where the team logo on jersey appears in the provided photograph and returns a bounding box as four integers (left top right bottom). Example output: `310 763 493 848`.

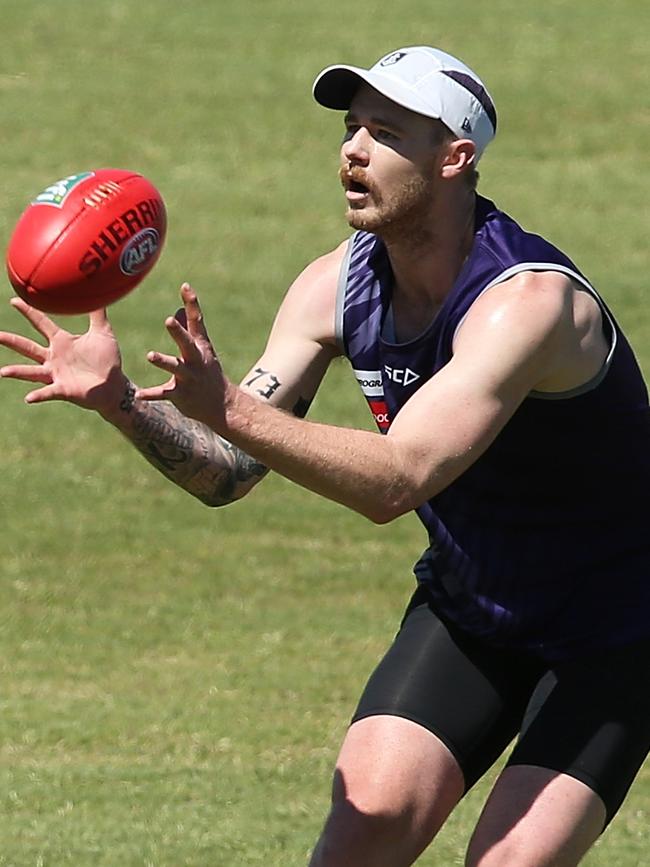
384 365 420 386
354 369 383 397
380 51 407 67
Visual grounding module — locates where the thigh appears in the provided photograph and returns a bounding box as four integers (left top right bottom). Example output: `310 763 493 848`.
352 586 546 790
507 636 650 825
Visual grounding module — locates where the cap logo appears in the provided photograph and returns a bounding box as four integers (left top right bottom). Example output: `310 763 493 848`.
461 117 473 133
380 51 407 67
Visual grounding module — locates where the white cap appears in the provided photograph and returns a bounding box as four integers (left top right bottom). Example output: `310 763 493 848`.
313 46 497 161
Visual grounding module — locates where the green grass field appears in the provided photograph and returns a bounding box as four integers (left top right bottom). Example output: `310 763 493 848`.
0 1 648 863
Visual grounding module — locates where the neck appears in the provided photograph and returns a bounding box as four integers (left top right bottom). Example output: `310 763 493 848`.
383 189 477 306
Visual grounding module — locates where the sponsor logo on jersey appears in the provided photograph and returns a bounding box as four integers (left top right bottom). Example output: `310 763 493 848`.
119 228 160 275
368 399 391 432
32 172 94 208
354 369 383 397
384 365 420 386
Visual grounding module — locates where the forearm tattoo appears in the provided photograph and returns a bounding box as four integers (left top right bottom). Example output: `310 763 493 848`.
120 381 136 412
116 372 311 505
118 383 267 506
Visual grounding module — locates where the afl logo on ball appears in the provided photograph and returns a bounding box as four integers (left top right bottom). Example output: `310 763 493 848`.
119 228 160 275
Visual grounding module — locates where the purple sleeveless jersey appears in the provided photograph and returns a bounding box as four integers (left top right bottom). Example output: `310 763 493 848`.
337 195 650 660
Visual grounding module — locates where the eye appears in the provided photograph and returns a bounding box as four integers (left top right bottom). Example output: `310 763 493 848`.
342 123 360 142
376 128 398 142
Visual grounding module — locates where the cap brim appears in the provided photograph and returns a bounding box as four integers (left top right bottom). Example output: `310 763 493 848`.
313 64 444 124
312 65 372 110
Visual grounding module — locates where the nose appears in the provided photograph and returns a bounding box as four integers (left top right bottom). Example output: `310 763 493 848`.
342 126 371 166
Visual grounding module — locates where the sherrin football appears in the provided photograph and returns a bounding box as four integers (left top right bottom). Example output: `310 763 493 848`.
6 169 166 315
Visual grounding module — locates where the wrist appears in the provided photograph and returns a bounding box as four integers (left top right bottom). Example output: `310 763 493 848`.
221 381 254 439
97 373 138 426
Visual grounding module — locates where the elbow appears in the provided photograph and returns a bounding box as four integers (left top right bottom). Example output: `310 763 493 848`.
367 508 396 525
194 487 247 508
360 477 433 524
202 496 236 508
193 464 267 507
362 444 430 523
196 493 235 508
362 495 414 525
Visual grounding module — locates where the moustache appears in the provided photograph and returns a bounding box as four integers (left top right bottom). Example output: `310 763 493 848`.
339 164 374 196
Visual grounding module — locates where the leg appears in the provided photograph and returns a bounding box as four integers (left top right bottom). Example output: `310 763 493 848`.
467 636 650 866
309 587 546 866
465 765 605 867
309 714 465 867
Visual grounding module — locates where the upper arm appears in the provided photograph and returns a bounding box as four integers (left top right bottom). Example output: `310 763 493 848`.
195 241 347 506
385 272 579 507
237 240 347 416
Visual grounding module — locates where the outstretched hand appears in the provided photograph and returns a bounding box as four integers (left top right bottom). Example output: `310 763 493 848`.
0 298 126 413
136 283 233 432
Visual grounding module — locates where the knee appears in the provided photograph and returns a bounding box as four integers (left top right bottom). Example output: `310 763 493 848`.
311 796 410 867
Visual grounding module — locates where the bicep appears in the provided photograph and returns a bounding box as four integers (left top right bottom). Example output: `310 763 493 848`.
238 244 345 416
386 356 524 503
239 334 337 418
386 276 569 504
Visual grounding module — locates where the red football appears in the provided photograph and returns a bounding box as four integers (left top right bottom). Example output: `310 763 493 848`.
6 168 167 315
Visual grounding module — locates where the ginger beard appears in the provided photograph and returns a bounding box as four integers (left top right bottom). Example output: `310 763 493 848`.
339 156 439 243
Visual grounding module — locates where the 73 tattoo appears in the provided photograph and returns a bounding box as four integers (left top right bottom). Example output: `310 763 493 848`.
244 367 282 400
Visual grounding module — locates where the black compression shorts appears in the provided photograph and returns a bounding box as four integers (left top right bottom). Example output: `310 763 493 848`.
352 585 650 825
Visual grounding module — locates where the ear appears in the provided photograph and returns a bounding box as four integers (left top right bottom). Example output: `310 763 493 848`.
440 139 476 179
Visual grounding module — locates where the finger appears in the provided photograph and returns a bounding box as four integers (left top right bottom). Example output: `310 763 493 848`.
0 363 52 383
174 307 188 329
89 308 110 329
9 297 59 340
134 381 175 402
164 316 202 362
0 331 48 362
180 283 209 339
146 349 184 373
24 383 65 404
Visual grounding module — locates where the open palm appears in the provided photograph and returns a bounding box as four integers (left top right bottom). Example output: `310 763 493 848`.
0 298 126 411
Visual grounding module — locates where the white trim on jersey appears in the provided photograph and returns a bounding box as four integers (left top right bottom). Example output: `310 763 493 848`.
335 237 354 353
451 261 618 400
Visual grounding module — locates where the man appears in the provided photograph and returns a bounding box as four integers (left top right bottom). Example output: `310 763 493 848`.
1 46 649 866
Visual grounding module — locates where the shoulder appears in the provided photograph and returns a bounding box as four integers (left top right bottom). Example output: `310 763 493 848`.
292 238 350 287
284 239 349 305
268 239 351 348
454 269 606 392
458 270 581 346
